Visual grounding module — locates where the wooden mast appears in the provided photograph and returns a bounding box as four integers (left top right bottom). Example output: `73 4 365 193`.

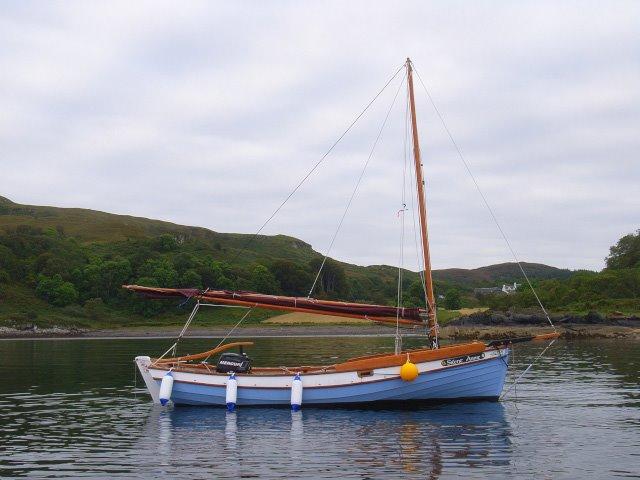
406 58 438 348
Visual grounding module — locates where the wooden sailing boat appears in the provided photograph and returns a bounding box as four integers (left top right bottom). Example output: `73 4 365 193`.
129 59 558 409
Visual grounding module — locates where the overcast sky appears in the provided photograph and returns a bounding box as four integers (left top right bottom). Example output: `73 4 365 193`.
1 1 638 271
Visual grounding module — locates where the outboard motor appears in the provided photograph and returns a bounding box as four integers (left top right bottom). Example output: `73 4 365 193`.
216 352 252 373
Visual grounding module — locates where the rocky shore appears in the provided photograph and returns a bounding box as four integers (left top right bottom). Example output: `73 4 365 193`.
442 311 640 340
1 311 638 339
448 310 640 327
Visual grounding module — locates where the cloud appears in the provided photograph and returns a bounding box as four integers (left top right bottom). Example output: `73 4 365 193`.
1 1 638 271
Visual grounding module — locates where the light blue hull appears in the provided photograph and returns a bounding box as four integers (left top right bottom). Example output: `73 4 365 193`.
165 355 508 407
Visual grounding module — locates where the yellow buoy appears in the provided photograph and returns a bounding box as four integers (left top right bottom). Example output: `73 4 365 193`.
400 359 419 382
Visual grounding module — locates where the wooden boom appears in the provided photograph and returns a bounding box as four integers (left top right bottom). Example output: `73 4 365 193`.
122 285 427 327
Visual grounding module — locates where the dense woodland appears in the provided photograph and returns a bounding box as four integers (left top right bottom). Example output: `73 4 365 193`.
0 227 348 316
1 225 638 322
477 230 640 313
0 195 638 327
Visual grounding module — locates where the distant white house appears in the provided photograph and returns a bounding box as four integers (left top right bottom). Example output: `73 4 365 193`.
501 282 521 294
474 282 521 296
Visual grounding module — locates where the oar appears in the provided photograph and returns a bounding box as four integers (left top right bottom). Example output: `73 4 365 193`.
154 341 254 364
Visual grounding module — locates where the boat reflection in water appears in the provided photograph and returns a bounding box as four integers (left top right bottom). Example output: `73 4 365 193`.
147 401 511 478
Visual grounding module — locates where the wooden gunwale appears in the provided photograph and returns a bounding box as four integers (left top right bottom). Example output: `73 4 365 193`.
151 363 336 376
147 355 503 389
334 342 486 372
149 342 489 377
340 341 484 363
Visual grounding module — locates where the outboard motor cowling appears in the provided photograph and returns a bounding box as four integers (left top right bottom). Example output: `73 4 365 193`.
216 353 252 373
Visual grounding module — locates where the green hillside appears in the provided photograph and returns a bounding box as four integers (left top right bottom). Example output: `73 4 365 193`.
0 196 570 284
3 195 625 330
433 262 573 286
0 195 317 264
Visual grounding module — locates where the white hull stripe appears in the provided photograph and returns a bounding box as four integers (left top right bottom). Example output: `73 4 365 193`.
148 349 507 390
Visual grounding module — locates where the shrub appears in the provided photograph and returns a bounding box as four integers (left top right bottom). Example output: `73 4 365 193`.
444 288 462 310
36 274 79 307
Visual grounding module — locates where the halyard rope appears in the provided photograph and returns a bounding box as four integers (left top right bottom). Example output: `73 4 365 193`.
395 82 411 352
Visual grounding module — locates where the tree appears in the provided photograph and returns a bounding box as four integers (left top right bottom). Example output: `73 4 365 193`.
249 264 280 294
100 259 132 297
308 258 348 297
180 269 202 288
405 279 426 307
606 230 640 269
155 234 178 252
84 297 106 320
128 243 157 270
444 288 461 310
54 282 78 306
173 253 196 274
36 274 79 307
270 260 312 296
137 259 177 288
200 261 234 289
0 244 21 279
79 258 132 299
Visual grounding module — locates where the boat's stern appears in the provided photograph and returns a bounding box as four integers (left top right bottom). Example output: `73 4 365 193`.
135 356 161 404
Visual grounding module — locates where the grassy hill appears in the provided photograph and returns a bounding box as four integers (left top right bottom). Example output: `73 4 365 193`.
0 195 317 264
0 196 582 329
433 263 573 287
0 195 571 285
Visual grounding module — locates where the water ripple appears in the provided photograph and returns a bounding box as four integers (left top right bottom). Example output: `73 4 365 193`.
0 337 638 478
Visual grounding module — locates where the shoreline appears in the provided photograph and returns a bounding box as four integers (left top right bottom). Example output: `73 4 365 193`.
1 323 638 340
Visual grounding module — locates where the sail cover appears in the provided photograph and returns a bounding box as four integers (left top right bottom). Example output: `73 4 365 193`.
122 285 426 326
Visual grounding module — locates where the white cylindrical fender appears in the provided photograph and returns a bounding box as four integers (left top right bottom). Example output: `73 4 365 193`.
226 373 238 412
159 372 174 406
290 373 303 411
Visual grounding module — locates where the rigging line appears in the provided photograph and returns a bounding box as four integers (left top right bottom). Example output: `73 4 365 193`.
177 301 200 339
408 165 425 294
308 71 407 298
412 65 555 330
228 63 406 265
500 338 557 400
396 81 411 345
202 305 258 363
153 301 202 363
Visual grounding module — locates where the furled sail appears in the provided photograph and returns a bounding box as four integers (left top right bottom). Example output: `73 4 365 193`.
122 285 427 327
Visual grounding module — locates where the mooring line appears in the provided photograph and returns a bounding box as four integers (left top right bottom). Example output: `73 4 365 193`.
500 338 557 400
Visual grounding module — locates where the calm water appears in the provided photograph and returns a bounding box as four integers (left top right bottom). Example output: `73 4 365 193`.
0 336 638 479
